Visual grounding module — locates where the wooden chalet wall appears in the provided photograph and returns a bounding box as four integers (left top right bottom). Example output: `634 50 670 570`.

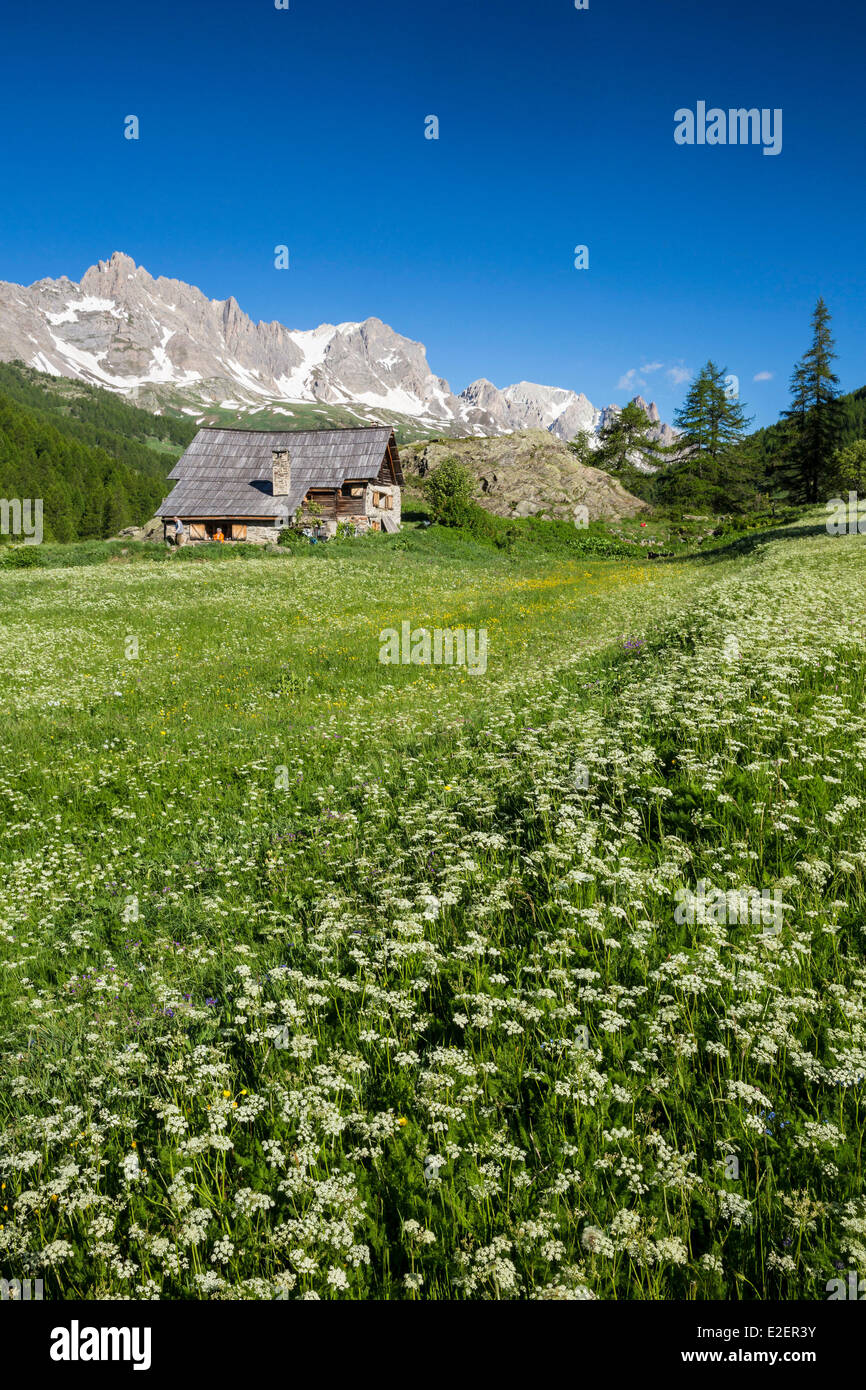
304 489 338 522
336 483 367 520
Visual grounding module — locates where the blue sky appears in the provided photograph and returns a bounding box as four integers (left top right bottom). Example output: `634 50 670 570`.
1 0 863 426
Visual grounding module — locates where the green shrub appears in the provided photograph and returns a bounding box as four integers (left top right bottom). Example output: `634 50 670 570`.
277 528 309 549
424 458 476 522
2 544 42 568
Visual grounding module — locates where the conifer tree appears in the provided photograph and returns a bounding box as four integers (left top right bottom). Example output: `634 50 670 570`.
594 401 666 473
673 362 752 478
779 298 843 503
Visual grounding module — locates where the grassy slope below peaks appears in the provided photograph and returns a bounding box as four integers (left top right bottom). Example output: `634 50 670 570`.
0 514 864 1297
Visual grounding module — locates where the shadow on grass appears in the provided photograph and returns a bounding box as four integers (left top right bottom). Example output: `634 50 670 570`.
654 521 833 567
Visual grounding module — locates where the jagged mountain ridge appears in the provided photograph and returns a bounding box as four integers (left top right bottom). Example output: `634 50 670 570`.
0 251 675 446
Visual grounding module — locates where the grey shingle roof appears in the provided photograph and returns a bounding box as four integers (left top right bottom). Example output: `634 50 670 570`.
157 426 402 519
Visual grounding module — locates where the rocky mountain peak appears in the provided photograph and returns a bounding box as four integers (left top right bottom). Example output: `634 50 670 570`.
632 395 661 423
81 251 146 294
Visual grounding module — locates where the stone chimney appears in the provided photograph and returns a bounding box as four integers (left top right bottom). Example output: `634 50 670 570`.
272 448 291 496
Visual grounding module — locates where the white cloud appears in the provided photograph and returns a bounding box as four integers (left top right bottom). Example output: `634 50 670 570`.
617 368 643 391
753 370 774 382
618 362 664 390
667 365 691 386
617 361 692 394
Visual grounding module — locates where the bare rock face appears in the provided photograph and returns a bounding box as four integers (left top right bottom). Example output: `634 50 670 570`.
0 252 676 447
400 430 650 522
633 395 659 423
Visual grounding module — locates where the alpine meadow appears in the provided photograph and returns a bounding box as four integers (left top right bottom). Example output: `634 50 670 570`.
1 0 865 1347
1 507 865 1302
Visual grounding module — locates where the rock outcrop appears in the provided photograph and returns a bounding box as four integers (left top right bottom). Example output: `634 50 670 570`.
401 430 649 522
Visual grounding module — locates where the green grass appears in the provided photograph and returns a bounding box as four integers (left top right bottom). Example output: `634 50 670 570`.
0 513 864 1300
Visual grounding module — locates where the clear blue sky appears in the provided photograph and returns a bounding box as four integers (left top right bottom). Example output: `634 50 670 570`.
1 0 862 426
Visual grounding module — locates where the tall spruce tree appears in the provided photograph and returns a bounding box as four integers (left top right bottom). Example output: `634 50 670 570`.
673 362 752 477
779 298 843 503
651 362 757 511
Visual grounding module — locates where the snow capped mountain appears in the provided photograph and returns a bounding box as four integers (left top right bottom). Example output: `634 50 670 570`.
0 252 673 443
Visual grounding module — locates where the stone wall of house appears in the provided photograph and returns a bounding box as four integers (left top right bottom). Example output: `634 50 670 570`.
364 483 401 531
245 524 281 544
